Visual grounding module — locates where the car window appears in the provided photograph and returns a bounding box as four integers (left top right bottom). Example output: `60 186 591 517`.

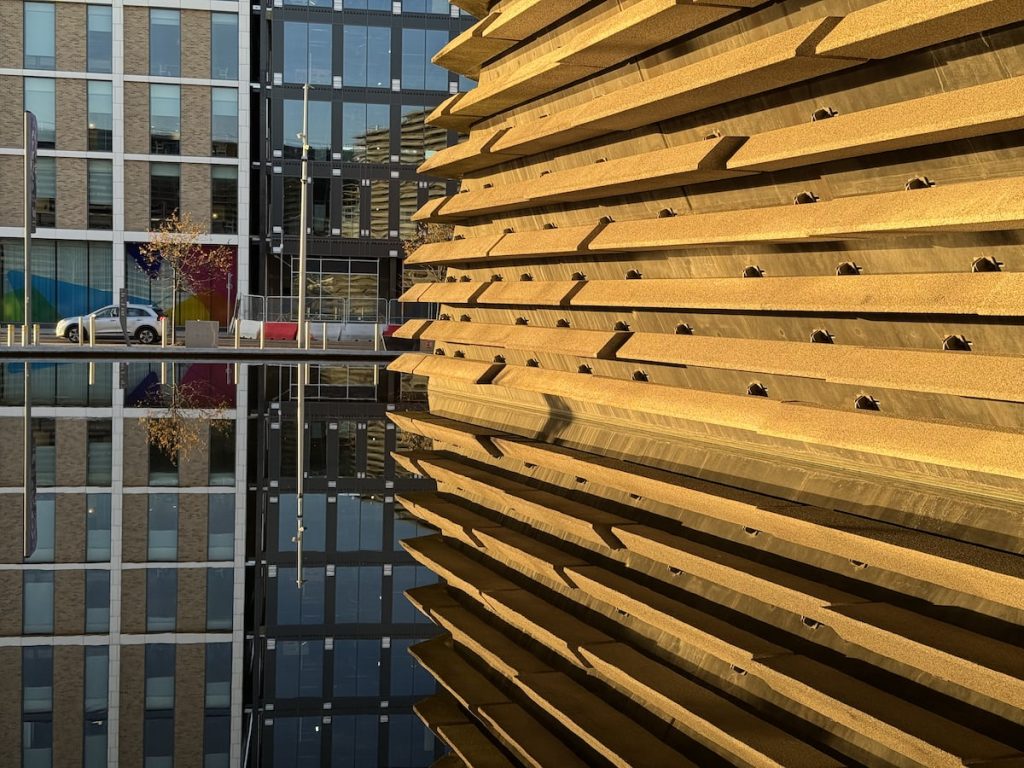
128 308 149 317
93 308 115 318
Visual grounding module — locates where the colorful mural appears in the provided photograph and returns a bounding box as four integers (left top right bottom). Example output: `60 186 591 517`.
126 243 238 326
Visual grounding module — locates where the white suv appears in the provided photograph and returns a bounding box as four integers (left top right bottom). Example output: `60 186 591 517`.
56 304 165 344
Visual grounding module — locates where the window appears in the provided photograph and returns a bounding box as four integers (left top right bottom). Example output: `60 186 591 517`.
209 421 235 485
145 644 175 709
35 156 56 229
85 719 108 768
334 566 381 623
208 495 234 560
205 644 231 709
343 25 390 87
86 494 112 562
150 84 181 155
340 181 360 237
85 646 109 713
23 722 53 768
24 3 56 69
332 715 378 768
149 164 180 228
206 567 233 630
148 494 178 561
283 177 302 236
283 22 332 85
332 639 379 697
342 102 390 162
87 420 113 485
403 0 449 11
211 89 238 157
144 716 174 768
388 714 435 767
399 181 419 240
400 107 445 164
23 646 53 714
204 715 230 768
146 569 177 632
337 495 383 552
25 78 56 148
276 567 324 625
275 640 323 698
211 167 238 235
283 99 331 160
392 565 436 623
88 160 114 230
393 505 432 550
25 496 54 563
370 181 389 239
308 422 327 477
342 0 390 8
24 571 53 633
273 717 321 768
278 495 326 553
211 14 238 80
87 6 113 73
401 29 449 91
86 570 110 632
150 10 181 77
312 178 330 236
391 638 435 697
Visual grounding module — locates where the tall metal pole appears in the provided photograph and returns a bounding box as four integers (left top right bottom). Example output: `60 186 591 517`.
294 84 310 588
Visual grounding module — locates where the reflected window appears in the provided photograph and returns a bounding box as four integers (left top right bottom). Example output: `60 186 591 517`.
85 719 108 768
211 14 238 80
204 715 230 768
85 646 109 713
86 570 110 633
86 494 112 562
211 166 238 235
148 494 178 561
332 639 379 697
87 420 113 484
388 714 435 767
276 567 324 625
87 5 112 73
145 644 175 710
335 566 381 623
283 177 302 236
308 422 328 478
283 99 331 161
211 89 239 157
208 495 234 560
401 28 449 91
23 646 53 714
144 716 174 768
312 178 331 236
331 715 378 768
392 565 436 624
23 571 54 633
205 643 232 709
279 494 326 552
88 160 114 230
146 569 177 632
273 717 321 768
343 25 390 87
206 567 233 630
24 2 56 69
24 78 56 148
391 638 435 696
26 496 54 563
209 421 235 485
150 164 181 227
283 22 332 85
399 181 419 240
150 84 181 155
337 495 383 552
275 640 324 698
150 10 181 77
393 506 432 550
87 81 113 152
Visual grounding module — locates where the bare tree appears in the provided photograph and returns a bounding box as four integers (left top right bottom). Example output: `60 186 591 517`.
401 222 453 291
139 211 235 344
140 377 231 464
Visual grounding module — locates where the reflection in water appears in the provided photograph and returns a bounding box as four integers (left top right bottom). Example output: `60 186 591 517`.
1 358 440 767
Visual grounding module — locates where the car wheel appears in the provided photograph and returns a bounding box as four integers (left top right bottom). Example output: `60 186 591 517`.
65 326 80 343
136 326 157 345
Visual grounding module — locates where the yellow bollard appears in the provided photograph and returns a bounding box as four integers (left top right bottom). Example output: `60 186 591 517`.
77 317 83 347
233 320 240 349
259 322 265 350
322 322 328 351
160 317 168 348
88 361 95 386
33 324 39 345
88 315 96 348
6 325 12 347
21 325 28 347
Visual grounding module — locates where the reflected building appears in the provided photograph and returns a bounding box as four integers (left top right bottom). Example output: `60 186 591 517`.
0 361 247 766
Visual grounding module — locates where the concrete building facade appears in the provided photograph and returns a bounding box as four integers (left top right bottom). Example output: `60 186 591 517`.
388 0 1024 765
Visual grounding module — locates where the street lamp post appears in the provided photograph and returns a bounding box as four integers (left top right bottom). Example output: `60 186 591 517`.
293 84 310 588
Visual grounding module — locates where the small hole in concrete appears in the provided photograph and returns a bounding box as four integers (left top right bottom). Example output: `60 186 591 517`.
626 269 643 280
972 257 1002 273
659 208 678 218
905 176 935 191
453 350 465 358
578 364 593 374
943 335 972 351
632 370 649 382
810 329 834 344
614 321 631 331
515 317 529 326
490 274 503 282
526 359 540 367
556 319 570 328
459 314 471 322
459 275 472 282
836 261 861 276
854 395 880 411
794 191 819 205
493 355 505 364
747 383 768 397
571 271 587 281
520 273 533 281
676 324 693 335
811 107 838 121
742 266 764 278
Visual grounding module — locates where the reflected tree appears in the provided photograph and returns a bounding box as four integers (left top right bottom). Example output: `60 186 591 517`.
140 377 231 465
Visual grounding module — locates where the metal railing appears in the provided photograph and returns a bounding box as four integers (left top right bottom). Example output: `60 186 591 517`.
235 294 438 326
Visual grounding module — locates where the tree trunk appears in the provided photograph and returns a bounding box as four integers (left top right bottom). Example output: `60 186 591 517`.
171 270 179 346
